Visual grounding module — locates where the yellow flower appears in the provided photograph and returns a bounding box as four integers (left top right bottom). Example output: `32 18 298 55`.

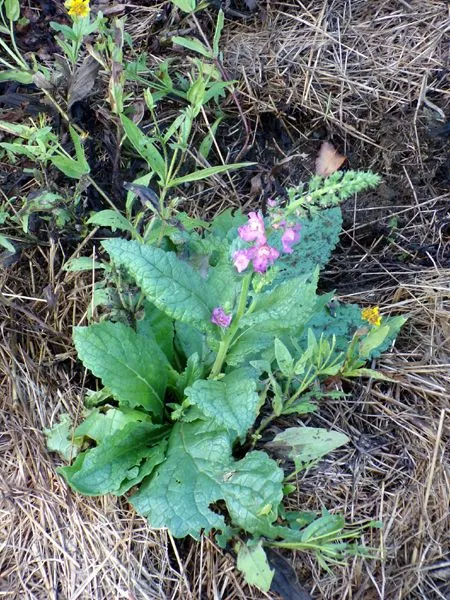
65 0 90 18
361 306 382 327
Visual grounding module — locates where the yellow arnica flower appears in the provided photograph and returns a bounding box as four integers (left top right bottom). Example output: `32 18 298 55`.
361 306 382 327
65 0 90 18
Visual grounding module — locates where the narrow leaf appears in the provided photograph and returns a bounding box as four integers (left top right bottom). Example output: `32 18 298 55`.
121 114 166 181
172 36 212 58
168 162 254 187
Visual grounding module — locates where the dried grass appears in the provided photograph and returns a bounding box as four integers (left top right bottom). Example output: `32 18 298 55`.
1 0 449 598
224 0 449 139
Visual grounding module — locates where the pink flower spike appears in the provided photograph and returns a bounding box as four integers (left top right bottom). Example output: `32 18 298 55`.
211 307 232 328
252 244 280 273
238 211 266 245
267 198 277 207
233 249 252 273
281 224 301 254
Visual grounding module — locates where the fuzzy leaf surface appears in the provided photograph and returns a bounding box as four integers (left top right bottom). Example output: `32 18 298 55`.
59 421 168 495
73 321 167 417
185 369 259 440
131 419 284 538
276 208 342 281
103 239 212 332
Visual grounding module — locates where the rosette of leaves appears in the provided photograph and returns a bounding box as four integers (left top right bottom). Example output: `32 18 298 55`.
47 174 405 592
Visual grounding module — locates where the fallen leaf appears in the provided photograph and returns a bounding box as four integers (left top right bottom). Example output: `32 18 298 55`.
315 141 346 177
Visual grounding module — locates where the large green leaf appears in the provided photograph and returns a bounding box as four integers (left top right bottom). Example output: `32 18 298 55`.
73 322 167 418
206 261 240 308
185 370 259 440
131 419 284 538
275 207 342 282
74 406 153 443
227 329 274 367
59 422 168 495
103 239 213 332
240 271 319 332
136 301 175 363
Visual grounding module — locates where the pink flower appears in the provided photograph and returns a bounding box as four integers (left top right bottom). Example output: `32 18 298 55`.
281 224 301 254
267 198 278 207
238 211 266 245
233 248 253 273
211 307 232 328
252 244 280 273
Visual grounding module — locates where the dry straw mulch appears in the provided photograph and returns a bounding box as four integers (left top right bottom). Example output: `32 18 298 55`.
1 0 449 598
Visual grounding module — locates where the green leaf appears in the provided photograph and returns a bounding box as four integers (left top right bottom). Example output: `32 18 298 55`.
102 238 212 332
50 126 90 179
0 70 33 84
185 370 259 440
136 301 175 363
73 321 167 418
0 235 15 253
359 325 390 358
63 257 106 272
227 329 273 367
121 115 166 181
175 321 211 365
45 413 82 461
236 540 274 593
213 10 225 57
131 419 284 538
269 427 349 471
59 422 168 495
87 209 136 234
300 513 345 543
175 353 203 396
69 125 90 172
275 207 342 282
199 115 222 159
172 36 212 58
50 21 79 41
171 0 196 12
274 338 294 376
74 406 153 443
5 0 20 21
167 162 254 188
343 367 394 381
50 155 89 179
240 271 319 332
206 261 240 308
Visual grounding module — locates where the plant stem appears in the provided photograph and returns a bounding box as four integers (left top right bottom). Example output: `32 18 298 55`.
9 21 28 69
209 273 252 379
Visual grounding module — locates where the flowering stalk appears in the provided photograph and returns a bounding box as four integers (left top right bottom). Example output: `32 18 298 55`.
209 273 252 379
